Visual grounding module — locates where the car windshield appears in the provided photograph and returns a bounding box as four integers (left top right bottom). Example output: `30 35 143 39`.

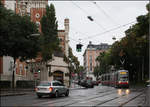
87 79 92 83
39 82 51 86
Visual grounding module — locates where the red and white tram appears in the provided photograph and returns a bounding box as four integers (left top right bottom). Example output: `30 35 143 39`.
101 70 129 88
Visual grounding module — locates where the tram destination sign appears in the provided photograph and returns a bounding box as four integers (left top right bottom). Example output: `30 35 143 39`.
120 72 127 74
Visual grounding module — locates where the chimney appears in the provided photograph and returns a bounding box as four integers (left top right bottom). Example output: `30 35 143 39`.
64 18 69 33
89 41 92 45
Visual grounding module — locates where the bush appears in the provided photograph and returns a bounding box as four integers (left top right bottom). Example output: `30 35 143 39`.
0 81 11 88
16 80 35 88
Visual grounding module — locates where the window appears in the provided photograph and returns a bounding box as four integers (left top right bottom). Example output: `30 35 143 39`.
36 21 40 27
57 82 63 86
53 82 58 86
59 38 62 42
90 63 92 71
89 55 92 63
39 82 51 86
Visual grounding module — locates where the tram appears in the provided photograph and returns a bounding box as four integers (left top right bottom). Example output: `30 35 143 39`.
101 70 129 88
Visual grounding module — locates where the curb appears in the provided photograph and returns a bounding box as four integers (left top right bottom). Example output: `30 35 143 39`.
0 88 84 97
0 93 27 97
69 87 85 90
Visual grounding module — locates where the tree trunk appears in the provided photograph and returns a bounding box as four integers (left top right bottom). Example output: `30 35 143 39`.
12 57 16 89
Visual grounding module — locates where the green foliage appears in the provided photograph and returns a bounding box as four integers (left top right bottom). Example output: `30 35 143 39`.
94 51 112 78
68 47 80 73
40 4 60 61
95 3 149 83
0 4 40 61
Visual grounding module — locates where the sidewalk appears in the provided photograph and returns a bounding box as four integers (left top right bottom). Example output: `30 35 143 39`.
0 83 84 97
0 88 35 97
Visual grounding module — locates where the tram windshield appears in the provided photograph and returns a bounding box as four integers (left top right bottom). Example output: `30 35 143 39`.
120 77 128 81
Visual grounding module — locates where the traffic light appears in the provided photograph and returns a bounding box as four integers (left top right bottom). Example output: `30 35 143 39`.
76 44 83 52
37 69 41 73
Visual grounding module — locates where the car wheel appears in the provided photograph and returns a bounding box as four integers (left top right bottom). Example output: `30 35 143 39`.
65 90 69 96
37 95 42 98
55 91 59 98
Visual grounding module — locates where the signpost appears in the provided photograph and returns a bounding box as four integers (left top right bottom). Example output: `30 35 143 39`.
34 72 38 78
34 72 38 87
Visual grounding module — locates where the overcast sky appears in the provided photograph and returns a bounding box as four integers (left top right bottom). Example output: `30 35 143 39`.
48 1 149 66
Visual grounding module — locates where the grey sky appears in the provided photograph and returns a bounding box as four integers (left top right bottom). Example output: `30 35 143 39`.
48 1 149 66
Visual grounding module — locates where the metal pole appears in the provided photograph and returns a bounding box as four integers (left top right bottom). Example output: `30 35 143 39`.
142 56 144 81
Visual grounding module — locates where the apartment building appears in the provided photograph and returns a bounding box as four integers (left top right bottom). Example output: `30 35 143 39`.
83 41 111 80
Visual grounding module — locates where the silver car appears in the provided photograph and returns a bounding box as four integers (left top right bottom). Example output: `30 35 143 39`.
35 80 69 98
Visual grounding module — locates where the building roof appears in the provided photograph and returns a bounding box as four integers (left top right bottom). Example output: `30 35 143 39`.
87 42 111 50
83 41 111 56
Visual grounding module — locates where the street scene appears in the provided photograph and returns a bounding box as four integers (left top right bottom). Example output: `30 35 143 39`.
1 85 149 106
0 0 149 106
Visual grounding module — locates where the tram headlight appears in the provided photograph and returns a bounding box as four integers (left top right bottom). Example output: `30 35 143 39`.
125 89 130 94
126 81 128 83
118 89 122 95
119 81 121 84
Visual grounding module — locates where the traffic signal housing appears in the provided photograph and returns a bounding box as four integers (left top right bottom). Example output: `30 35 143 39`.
76 43 83 52
37 69 41 73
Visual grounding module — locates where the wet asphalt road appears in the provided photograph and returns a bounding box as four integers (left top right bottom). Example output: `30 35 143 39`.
1 85 148 106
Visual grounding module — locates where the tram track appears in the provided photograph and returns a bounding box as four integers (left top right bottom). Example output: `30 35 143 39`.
96 87 146 106
32 87 146 106
31 87 117 106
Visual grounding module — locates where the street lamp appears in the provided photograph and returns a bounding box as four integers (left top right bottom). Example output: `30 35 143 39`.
112 36 116 41
87 16 94 21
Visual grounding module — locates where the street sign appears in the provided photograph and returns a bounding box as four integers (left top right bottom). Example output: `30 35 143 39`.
34 72 38 77
120 59 125 65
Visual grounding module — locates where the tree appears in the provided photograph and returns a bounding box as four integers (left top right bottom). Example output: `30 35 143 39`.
40 4 60 61
97 3 149 83
93 66 100 80
0 4 40 88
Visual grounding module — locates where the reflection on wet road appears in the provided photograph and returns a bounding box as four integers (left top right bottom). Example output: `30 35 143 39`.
1 85 147 106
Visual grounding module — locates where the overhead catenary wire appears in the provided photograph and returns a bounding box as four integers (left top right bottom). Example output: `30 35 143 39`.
92 1 119 26
71 1 106 30
70 27 90 38
69 20 136 45
82 20 136 40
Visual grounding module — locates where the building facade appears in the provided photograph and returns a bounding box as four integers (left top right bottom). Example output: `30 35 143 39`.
46 19 70 87
83 41 111 80
1 0 70 87
15 0 48 32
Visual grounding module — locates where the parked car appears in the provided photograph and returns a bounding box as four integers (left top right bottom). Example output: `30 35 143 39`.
80 79 94 88
86 79 94 88
35 81 69 98
97 80 101 84
92 81 99 86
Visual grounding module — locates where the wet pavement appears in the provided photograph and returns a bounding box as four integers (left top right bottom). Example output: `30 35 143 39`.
1 84 149 106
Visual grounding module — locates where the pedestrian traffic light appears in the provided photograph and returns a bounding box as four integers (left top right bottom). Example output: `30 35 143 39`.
37 69 40 73
76 43 83 52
